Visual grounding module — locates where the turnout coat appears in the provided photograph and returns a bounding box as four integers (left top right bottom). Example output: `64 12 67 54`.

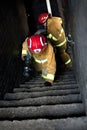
46 16 72 68
22 38 56 83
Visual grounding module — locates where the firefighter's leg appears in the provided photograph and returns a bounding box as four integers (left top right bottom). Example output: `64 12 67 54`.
33 63 52 86
56 41 72 69
41 68 54 86
33 61 42 72
60 50 72 69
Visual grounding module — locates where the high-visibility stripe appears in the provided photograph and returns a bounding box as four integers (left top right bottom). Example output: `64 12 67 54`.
47 34 58 41
42 74 47 79
47 28 64 41
59 18 62 24
59 28 63 37
52 36 58 41
42 73 54 80
59 33 62 37
60 28 64 33
22 50 27 55
34 57 47 64
65 59 71 65
47 74 54 80
47 34 52 39
56 38 66 47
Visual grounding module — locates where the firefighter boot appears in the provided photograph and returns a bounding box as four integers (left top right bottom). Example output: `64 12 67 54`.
44 81 52 86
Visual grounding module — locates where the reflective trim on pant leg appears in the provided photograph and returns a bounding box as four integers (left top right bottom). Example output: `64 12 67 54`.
56 38 66 47
65 59 71 65
42 73 54 81
47 74 54 80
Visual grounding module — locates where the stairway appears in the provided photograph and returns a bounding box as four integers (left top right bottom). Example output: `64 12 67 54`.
0 69 87 130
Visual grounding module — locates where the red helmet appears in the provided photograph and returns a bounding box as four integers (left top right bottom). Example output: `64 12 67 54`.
27 34 47 54
38 13 50 24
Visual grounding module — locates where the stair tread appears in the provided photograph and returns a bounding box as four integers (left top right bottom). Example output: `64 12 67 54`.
17 84 79 92
0 116 87 130
0 68 84 123
0 103 85 119
25 80 77 84
4 88 80 100
20 83 79 89
0 94 82 107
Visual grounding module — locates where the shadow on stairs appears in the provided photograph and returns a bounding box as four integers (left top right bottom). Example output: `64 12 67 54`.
0 69 87 130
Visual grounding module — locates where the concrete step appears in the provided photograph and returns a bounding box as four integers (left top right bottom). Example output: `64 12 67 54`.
0 68 85 129
0 103 85 120
13 85 78 93
4 88 80 100
0 116 87 130
25 71 77 84
13 84 79 92
0 94 81 107
26 80 77 84
28 76 76 82
20 82 78 89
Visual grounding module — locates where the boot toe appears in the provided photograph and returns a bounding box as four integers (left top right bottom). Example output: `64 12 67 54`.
44 81 52 86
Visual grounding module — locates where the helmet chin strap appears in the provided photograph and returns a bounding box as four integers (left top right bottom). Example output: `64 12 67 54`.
46 0 52 17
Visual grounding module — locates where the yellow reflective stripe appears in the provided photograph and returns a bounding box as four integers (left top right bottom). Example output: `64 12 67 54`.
59 33 62 37
41 59 47 63
59 28 64 37
42 74 54 81
47 34 52 39
60 28 64 33
47 34 58 41
35 59 41 63
47 74 54 80
52 36 58 41
65 59 71 65
22 50 27 55
56 38 66 47
34 58 47 64
47 28 64 41
59 18 62 24
42 74 47 79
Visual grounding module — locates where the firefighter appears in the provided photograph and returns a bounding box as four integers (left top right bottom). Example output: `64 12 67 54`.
21 34 56 86
38 13 72 70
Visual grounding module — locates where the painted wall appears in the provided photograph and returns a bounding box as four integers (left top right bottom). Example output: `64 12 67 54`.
67 0 87 114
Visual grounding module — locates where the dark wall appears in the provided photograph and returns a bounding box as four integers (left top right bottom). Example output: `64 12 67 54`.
67 0 87 114
24 0 48 34
24 0 63 34
1 0 87 115
0 0 29 99
0 0 63 99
